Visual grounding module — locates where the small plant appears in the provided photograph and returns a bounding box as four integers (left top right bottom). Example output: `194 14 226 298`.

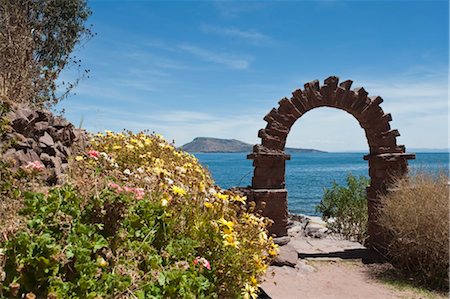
0 158 48 244
378 171 449 291
316 173 370 243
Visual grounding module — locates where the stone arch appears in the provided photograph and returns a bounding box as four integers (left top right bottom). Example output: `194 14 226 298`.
246 76 415 249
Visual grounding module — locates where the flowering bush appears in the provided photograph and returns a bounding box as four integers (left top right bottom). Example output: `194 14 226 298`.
1 131 277 298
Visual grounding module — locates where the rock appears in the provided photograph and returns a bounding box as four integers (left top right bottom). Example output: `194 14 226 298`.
28 150 40 162
41 145 56 156
55 141 64 153
274 236 291 246
37 110 51 122
288 223 305 237
14 149 28 164
7 132 28 148
295 260 316 274
272 245 298 267
40 153 51 163
304 216 329 238
11 104 35 121
11 117 29 133
52 117 69 128
289 214 307 223
50 156 62 176
305 223 328 238
39 132 54 147
34 121 49 133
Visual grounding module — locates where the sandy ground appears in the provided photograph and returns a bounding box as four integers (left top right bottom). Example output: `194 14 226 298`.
261 235 447 299
263 261 414 299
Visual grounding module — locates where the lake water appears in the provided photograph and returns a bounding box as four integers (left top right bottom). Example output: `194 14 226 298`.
194 152 449 216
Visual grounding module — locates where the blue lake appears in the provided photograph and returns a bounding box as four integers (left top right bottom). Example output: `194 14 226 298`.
194 152 449 216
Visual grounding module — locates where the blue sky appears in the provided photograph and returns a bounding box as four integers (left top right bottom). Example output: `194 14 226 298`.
59 0 449 151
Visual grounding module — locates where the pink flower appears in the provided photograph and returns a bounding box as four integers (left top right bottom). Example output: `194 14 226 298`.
194 256 211 270
121 185 145 200
123 186 133 193
87 150 100 159
108 182 123 192
134 188 145 200
24 161 45 171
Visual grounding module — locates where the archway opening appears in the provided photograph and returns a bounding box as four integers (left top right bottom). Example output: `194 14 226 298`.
285 107 369 216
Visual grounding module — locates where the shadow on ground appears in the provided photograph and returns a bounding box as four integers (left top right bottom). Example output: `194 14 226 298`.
297 248 386 264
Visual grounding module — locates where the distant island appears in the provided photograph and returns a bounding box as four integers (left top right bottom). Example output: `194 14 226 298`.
181 137 326 153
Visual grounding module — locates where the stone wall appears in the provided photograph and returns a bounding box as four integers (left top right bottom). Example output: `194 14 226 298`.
0 101 87 184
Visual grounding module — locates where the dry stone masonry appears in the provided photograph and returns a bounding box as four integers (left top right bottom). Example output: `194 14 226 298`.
0 101 87 184
245 76 415 250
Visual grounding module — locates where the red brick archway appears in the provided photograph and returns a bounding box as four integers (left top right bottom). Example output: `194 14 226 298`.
246 76 415 249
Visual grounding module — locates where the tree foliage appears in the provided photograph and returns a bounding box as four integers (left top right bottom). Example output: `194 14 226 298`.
0 0 92 108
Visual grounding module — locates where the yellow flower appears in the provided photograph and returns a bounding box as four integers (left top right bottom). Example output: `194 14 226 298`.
250 276 258 286
75 156 84 161
215 192 229 201
268 243 279 257
199 181 206 193
242 283 258 299
204 202 213 208
268 248 278 257
125 144 135 150
258 231 268 243
171 185 186 197
230 195 246 204
112 145 122 150
242 213 259 225
223 233 239 248
218 218 234 234
97 257 108 268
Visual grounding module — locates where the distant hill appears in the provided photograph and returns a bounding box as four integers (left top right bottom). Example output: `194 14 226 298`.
181 137 326 153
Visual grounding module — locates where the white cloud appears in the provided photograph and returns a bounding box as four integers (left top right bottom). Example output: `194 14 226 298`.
179 44 250 70
200 24 270 43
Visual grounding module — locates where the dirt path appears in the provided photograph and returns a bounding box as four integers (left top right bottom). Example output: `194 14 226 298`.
261 222 447 299
262 261 435 299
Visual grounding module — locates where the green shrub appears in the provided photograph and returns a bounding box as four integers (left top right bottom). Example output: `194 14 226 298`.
378 171 449 290
1 131 276 298
316 173 370 243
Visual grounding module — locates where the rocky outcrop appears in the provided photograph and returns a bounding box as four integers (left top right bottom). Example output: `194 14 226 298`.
0 101 87 184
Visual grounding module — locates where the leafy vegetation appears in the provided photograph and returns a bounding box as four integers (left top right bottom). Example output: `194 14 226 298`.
0 0 93 108
316 173 370 243
378 171 449 291
0 131 277 298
